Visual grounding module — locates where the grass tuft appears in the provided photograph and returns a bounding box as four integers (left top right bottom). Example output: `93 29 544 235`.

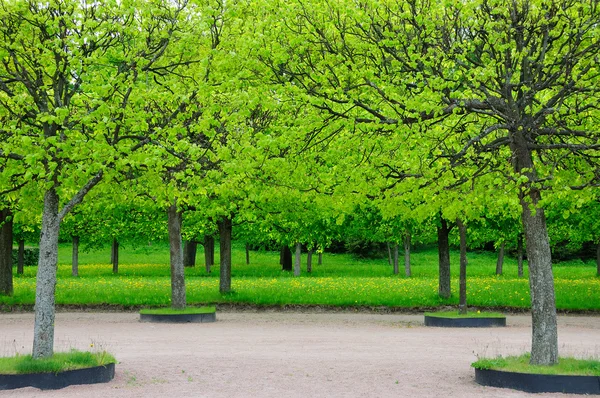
0 349 116 375
139 306 216 315
472 353 600 376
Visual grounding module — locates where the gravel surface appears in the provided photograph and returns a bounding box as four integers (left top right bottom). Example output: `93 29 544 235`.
1 311 599 397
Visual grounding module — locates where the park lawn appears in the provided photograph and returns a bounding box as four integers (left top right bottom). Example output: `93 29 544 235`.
2 242 599 311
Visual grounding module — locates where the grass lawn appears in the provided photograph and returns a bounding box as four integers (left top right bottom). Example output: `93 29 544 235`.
2 241 599 311
472 353 600 376
0 350 116 375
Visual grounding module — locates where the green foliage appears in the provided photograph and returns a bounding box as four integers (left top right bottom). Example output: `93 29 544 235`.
472 354 600 376
0 350 116 375
11 247 39 267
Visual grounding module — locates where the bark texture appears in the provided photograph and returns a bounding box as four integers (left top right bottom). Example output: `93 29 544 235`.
168 203 186 309
204 235 214 273
457 219 467 315
294 242 301 276
245 243 250 265
517 234 524 278
307 250 313 273
281 246 292 271
0 208 13 296
17 239 24 275
404 231 411 277
32 189 60 358
111 238 119 274
511 129 558 365
387 243 392 265
392 243 399 275
183 240 197 268
72 236 79 277
437 217 451 299
495 242 505 275
218 217 232 294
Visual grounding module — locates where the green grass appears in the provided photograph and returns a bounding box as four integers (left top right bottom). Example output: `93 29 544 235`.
424 310 506 318
0 350 116 375
3 241 598 311
139 306 216 315
472 353 600 376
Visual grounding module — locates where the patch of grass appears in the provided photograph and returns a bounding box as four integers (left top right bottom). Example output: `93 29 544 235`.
0 350 116 375
139 306 215 315
472 353 600 376
424 311 506 318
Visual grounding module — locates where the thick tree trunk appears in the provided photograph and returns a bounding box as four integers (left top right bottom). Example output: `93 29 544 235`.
183 240 197 268
72 236 79 277
204 235 214 273
111 238 119 274
294 242 301 276
496 242 505 275
457 219 468 315
218 217 232 294
0 208 13 296
168 203 186 309
511 130 558 366
32 189 61 359
279 246 284 265
517 234 524 278
245 243 250 265
307 250 313 273
393 243 399 275
404 231 411 277
437 217 451 299
387 242 392 265
17 239 25 275
281 246 292 271
596 240 600 277
318 252 322 265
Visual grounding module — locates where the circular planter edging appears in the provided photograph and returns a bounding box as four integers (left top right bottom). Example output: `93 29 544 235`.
424 315 506 328
0 363 115 391
139 312 216 323
475 368 600 394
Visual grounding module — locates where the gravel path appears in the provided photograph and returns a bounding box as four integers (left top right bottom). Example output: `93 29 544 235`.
1 311 599 397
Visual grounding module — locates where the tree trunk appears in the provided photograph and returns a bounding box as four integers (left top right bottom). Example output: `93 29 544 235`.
387 242 392 265
183 240 197 268
281 246 292 271
32 189 61 359
218 217 232 294
168 203 186 309
457 219 468 315
17 239 25 275
0 208 13 296
111 238 119 274
392 243 399 275
245 243 250 265
294 242 301 276
437 217 451 299
279 246 284 265
404 231 411 277
517 234 524 278
204 235 214 273
72 236 79 277
511 130 558 366
307 250 313 273
496 241 505 275
318 252 322 265
596 240 600 277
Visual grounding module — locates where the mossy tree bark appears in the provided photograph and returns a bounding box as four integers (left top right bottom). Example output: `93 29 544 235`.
168 203 186 309
0 208 13 296
457 219 468 315
218 217 232 294
72 236 79 277
437 217 452 299
496 242 505 275
517 234 524 278
294 242 301 276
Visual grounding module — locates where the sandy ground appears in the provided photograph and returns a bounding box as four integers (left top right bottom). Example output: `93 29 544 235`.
0 311 599 398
